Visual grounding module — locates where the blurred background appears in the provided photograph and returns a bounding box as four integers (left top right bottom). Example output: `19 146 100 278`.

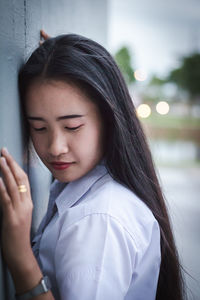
108 0 200 299
0 0 199 299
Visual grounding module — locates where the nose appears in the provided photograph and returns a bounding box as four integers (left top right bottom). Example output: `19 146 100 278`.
48 132 69 157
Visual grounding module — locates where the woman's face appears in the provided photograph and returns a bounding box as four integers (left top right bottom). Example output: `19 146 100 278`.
25 80 105 182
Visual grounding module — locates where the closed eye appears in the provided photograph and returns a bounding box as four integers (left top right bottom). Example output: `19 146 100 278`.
65 125 81 131
33 127 46 131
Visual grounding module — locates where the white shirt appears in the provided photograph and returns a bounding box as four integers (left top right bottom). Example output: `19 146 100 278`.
32 161 161 300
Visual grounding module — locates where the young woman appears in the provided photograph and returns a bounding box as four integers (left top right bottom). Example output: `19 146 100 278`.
0 33 185 300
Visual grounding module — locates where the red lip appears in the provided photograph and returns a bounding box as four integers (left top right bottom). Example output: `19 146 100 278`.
50 162 73 170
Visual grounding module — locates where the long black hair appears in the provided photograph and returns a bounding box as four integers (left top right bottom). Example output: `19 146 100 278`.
18 33 185 300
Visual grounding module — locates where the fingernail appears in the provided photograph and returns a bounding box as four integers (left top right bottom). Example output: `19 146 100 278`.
2 147 9 155
0 157 6 165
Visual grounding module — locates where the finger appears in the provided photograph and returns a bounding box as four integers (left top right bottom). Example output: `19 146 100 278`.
1 148 29 190
0 177 13 214
0 157 21 205
1 149 31 204
40 29 50 40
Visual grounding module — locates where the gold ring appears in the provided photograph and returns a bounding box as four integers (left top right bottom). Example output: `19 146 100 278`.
18 184 27 193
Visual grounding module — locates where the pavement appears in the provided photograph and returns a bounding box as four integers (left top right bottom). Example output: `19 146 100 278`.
158 165 200 300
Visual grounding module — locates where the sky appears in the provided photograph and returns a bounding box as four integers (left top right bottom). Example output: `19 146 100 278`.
108 0 200 78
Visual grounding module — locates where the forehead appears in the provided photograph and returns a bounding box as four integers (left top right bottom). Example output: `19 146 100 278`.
25 80 96 114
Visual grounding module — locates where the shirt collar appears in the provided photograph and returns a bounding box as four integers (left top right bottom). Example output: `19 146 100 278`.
49 159 108 215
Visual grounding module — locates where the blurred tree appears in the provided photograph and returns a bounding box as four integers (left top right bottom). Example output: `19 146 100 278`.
114 46 135 85
149 75 166 86
141 75 170 106
167 53 200 103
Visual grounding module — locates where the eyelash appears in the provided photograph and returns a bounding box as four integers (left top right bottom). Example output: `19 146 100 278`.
33 127 46 132
33 126 81 132
66 126 81 131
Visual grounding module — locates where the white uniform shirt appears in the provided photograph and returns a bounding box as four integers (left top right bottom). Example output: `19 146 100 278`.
32 161 161 300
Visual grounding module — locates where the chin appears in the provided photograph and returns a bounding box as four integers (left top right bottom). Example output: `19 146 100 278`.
52 172 71 183
51 170 81 183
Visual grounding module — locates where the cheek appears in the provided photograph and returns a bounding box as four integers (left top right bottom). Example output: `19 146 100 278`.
30 133 45 156
77 123 104 155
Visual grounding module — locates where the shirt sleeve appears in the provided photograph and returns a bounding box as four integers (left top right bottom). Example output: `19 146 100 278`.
54 213 159 300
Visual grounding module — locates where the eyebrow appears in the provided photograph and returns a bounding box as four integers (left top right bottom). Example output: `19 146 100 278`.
27 114 84 121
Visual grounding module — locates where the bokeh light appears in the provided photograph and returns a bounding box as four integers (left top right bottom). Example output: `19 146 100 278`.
156 101 170 115
137 104 151 118
134 69 147 81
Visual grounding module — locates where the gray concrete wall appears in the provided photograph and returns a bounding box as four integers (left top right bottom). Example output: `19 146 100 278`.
0 0 108 298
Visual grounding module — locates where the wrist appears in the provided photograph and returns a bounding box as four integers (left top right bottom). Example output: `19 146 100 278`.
10 254 43 295
15 275 52 300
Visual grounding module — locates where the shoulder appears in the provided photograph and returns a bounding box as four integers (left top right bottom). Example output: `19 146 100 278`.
85 173 160 247
59 172 160 251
